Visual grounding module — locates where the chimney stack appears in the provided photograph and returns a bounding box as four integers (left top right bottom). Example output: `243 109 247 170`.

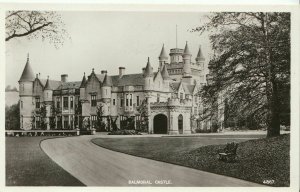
61 74 68 83
101 70 107 74
119 67 125 78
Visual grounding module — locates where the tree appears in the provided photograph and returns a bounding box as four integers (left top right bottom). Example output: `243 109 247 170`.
96 103 106 131
137 99 149 132
5 85 18 92
5 11 68 47
5 102 20 130
75 101 82 129
50 102 58 129
193 12 290 137
38 104 47 130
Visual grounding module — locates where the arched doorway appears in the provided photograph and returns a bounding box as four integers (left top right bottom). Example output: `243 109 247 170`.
178 114 183 134
153 114 168 134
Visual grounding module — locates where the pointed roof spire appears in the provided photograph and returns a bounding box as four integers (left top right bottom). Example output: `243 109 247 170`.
102 73 112 87
19 53 35 82
159 44 168 60
44 76 52 90
154 68 162 80
161 64 171 80
144 57 153 77
183 41 191 55
80 72 86 88
196 45 205 60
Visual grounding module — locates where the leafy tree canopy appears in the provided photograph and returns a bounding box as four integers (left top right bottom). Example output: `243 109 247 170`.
193 12 290 137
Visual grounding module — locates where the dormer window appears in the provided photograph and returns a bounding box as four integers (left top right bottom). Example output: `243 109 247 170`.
180 93 183 100
91 95 97 107
35 97 40 108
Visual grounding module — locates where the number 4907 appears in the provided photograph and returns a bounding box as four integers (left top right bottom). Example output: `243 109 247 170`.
263 180 275 185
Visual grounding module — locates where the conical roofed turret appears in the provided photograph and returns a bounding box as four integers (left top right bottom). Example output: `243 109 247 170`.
102 73 112 87
80 72 87 88
101 73 112 101
183 41 191 55
159 44 168 60
154 67 162 80
144 57 153 77
196 45 205 60
44 76 52 90
161 64 171 80
43 76 53 103
19 54 35 82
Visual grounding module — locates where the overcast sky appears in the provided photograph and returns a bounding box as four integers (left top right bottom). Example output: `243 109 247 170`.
6 11 212 87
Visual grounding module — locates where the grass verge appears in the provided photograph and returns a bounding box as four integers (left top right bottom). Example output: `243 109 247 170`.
92 134 289 187
6 136 85 186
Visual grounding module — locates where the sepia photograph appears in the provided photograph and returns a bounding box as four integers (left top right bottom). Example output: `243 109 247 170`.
2 4 298 190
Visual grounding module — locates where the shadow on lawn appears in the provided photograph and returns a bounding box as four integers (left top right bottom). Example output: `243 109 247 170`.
6 136 85 186
92 134 290 187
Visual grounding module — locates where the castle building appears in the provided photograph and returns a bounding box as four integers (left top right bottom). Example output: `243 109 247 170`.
19 42 212 134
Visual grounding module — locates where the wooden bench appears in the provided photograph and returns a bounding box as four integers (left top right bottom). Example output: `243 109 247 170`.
218 142 238 162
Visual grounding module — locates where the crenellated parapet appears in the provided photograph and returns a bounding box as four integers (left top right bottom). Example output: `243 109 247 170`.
150 97 192 108
167 97 192 106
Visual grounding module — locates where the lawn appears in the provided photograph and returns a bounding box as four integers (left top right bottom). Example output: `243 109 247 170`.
6 136 85 186
92 134 289 187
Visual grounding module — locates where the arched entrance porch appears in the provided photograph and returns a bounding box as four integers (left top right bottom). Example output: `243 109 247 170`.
153 114 168 134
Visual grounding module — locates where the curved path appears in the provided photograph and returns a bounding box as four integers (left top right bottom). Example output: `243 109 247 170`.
41 136 264 187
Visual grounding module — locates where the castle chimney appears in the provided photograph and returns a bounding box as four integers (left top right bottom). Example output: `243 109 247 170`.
101 70 107 74
61 74 68 83
119 67 125 78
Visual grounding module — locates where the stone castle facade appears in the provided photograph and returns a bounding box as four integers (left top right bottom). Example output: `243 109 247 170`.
19 42 217 134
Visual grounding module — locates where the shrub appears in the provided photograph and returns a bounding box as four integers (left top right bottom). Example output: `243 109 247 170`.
194 128 211 133
5 102 20 130
108 130 142 135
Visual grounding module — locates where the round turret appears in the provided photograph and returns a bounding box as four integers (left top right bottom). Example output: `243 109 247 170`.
196 45 205 70
144 57 154 91
101 73 112 102
182 41 192 77
80 72 87 100
43 76 53 102
158 44 168 69
19 54 35 96
161 64 172 90
19 54 35 130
